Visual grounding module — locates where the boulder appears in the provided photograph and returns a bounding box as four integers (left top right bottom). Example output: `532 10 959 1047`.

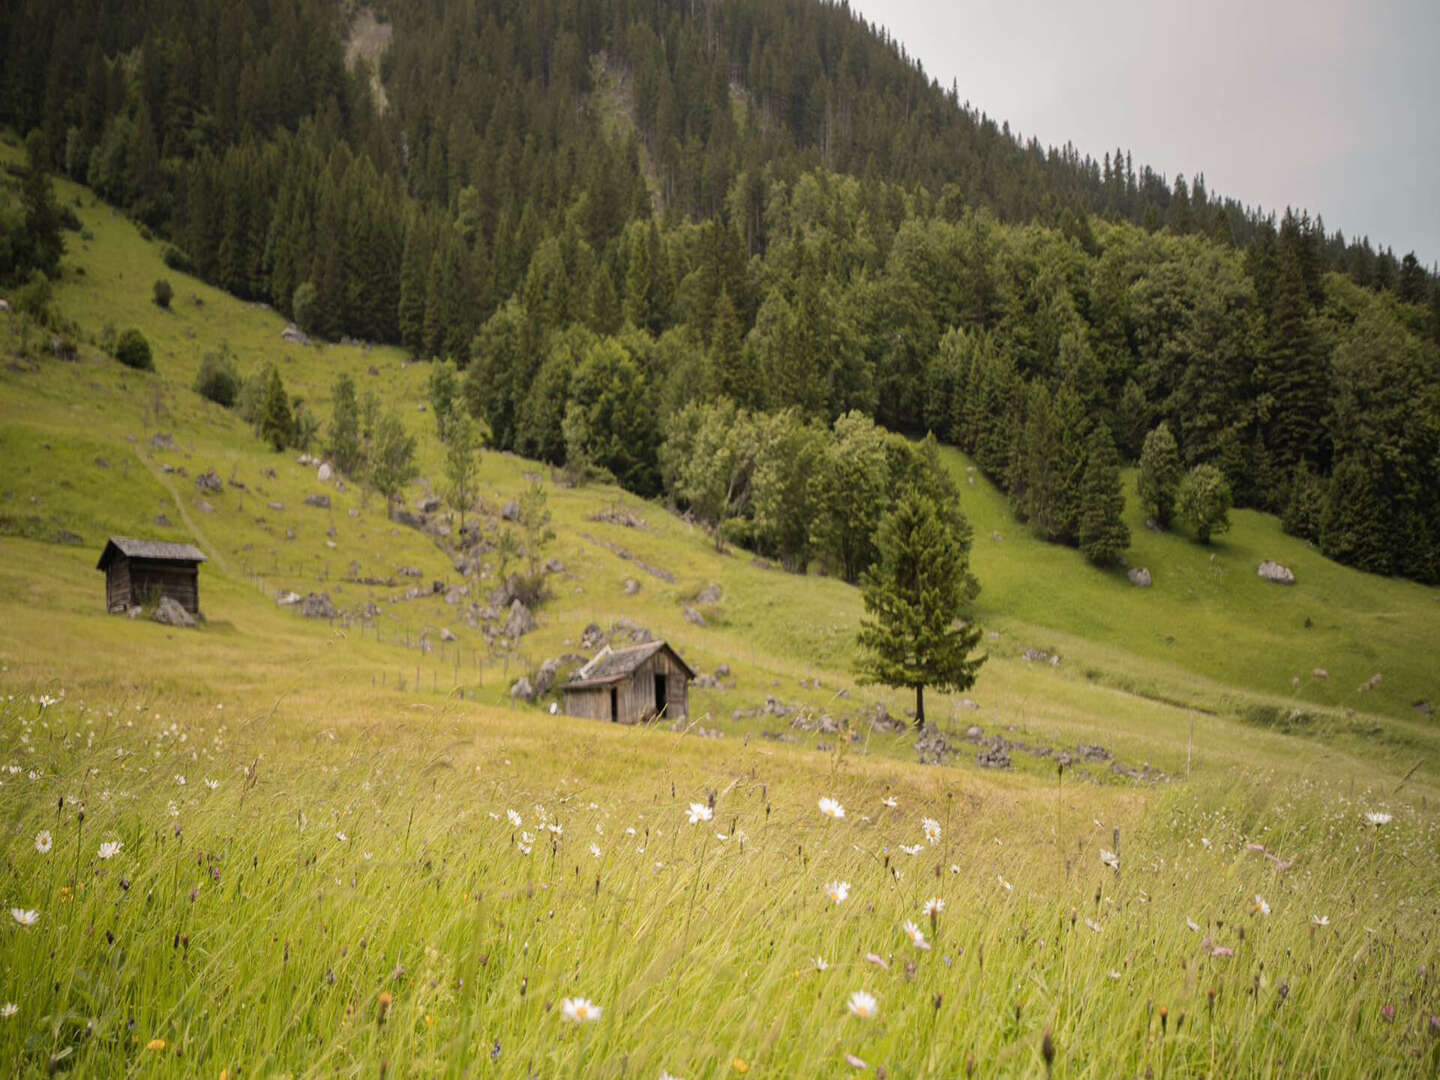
1312 668 1329 680
500 501 520 521
152 596 196 628
533 657 562 696
956 697 980 710
440 627 458 642
504 598 538 638
715 663 730 678
300 592 337 619
281 324 310 347
1127 567 1152 588
581 622 605 649
149 433 175 451
623 578 640 595
268 501 285 512
510 676 536 702
304 493 331 509
276 591 302 606
1258 561 1295 585
544 557 565 573
398 566 423 578
194 499 214 514
695 583 723 605
682 605 706 627
915 723 954 766
445 586 465 605
417 495 442 514
317 463 332 482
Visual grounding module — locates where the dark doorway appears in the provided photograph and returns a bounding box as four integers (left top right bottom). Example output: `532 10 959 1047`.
609 687 618 723
654 674 667 717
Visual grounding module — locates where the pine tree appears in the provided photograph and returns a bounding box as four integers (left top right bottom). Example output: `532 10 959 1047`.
397 218 430 355
326 372 363 476
259 365 294 451
708 286 749 403
856 491 986 730
1077 426 1130 565
1137 422 1182 527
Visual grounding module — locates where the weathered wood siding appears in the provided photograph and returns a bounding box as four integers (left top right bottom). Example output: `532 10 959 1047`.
562 651 689 724
107 556 200 614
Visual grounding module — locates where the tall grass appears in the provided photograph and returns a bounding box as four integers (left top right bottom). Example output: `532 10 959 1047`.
2 693 1435 1077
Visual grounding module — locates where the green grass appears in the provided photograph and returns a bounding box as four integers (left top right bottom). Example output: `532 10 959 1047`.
0 159 1437 1077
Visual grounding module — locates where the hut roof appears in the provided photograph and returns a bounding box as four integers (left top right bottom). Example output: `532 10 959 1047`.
97 536 208 571
563 641 695 689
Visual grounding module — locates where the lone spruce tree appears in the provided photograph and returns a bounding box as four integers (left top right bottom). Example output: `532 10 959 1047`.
856 491 985 730
1077 425 1130 565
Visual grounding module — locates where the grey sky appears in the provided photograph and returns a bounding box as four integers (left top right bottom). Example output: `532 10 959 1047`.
848 0 1440 268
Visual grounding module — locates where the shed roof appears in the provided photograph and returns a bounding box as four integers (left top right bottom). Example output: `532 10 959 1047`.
563 640 695 689
97 536 208 571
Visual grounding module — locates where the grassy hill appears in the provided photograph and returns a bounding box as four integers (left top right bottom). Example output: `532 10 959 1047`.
2 160 1438 1077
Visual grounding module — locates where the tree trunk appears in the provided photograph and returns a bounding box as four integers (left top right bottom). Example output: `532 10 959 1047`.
914 684 925 730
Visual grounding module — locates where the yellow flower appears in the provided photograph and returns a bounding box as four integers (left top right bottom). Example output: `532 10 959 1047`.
424 1014 435 1028
146 1039 166 1052
733 1058 749 1074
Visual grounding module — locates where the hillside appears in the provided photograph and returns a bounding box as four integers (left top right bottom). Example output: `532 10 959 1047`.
2 169 1439 1076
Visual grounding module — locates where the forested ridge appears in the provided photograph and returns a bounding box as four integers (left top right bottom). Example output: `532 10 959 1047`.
3 0 1439 583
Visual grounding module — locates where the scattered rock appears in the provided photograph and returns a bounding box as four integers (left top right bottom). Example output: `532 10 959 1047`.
695 583 723 605
916 723 954 765
867 704 907 734
1127 567 1152 588
1145 517 1163 533
93 456 110 469
52 529 82 546
1076 743 1112 763
1022 647 1056 664
532 657 562 696
276 591 302 606
1360 673 1382 693
504 599 538 638
623 578 640 595
194 499 214 514
441 628 458 642
956 698 980 710
715 663 730 679
304 493 331 509
587 507 646 529
417 495 441 514
1312 668 1328 680
510 677 536 702
317 463 332 482
1258 561 1296 585
611 618 653 644
398 566 423 578
975 742 1012 769
194 468 221 494
285 528 296 540
1414 700 1432 717
445 586 466 605
280 324 310 347
500 501 520 521
298 454 316 466
300 592 337 619
326 525 337 538
581 623 605 649
152 596 196 628
682 605 706 627
544 557 565 574
154 514 172 527
149 433 175 451
228 477 247 491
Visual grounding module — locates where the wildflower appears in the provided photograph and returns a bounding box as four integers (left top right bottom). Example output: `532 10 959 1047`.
1107 971 1123 980
1364 811 1392 827
825 880 850 904
687 802 713 825
11 908 38 926
1311 914 1329 927
1254 895 1271 916
902 920 932 950
1085 918 1102 933
661 1073 685 1080
732 1059 749 1074
547 823 563 836
813 956 829 971
560 997 602 1023
865 952 889 970
336 832 348 843
1200 837 1212 848
97 841 122 859
819 797 846 819
844 1052 868 1069
1 1004 16 1018
507 809 522 827
922 817 941 844
881 796 898 808
590 843 602 858
204 779 219 790
899 843 923 855
175 775 186 786
1100 849 1119 869
922 897 945 918
950 864 961 874
998 875 1013 892
363 852 373 861
1381 1004 1395 1022
1186 917 1200 933
847 990 878 1019
517 842 533 856
145 1039 165 1051
35 830 51 854
1211 945 1234 957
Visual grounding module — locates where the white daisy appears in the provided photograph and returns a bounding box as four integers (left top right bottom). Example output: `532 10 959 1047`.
847 990 878 1019
899 843 923 856
1254 895 1271 916
336 831 348 843
35 830 51 854
97 841 122 860
922 897 945 917
881 796 898 808
1186 917 1200 933
687 802 713 825
507 809 522 828
175 775 186 786
818 796 846 819
590 843 602 858
0 1003 15 1018
997 875 1013 892
902 920 931 950
1085 918 1102 933
825 880 851 904
1311 914 1329 927
10 908 38 926
813 956 829 971
560 996 602 1023
547 823 563 836
1100 849 1119 869
204 779 219 790
921 817 941 844
1364 811 1392 827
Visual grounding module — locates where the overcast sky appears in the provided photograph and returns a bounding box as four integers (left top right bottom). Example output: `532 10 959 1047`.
848 0 1440 268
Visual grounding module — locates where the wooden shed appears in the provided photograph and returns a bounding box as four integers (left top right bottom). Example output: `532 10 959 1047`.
97 537 207 615
561 641 695 724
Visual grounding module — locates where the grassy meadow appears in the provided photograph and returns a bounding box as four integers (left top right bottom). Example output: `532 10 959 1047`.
1 153 1438 1076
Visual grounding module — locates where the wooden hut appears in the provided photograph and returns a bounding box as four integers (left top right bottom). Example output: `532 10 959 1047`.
97 537 207 615
561 641 694 724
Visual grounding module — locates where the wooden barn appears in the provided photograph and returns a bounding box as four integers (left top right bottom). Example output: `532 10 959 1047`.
561 641 694 724
97 537 207 615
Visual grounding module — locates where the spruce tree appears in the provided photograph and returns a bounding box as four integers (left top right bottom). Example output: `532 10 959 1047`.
326 372 363 476
1077 426 1130 565
856 491 986 730
259 365 294 451
397 218 430 355
1137 422 1182 527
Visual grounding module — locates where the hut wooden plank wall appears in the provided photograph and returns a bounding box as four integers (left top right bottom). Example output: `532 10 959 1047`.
562 641 694 724
97 537 207 614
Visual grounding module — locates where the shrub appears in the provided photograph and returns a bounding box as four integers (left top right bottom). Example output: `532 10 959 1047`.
161 244 193 273
153 279 173 309
194 347 240 407
14 270 52 317
114 328 153 371
292 281 319 335
136 224 152 242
